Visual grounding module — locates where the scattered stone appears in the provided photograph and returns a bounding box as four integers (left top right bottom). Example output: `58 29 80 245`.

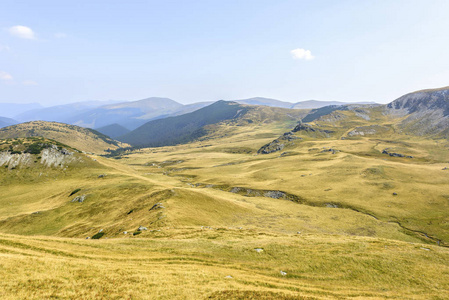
326 203 338 208
420 247 430 251
123 231 128 234
86 237 90 239
382 149 411 158
224 275 233 279
297 231 301 234
254 248 264 253
98 174 106 178
99 229 103 233
443 167 448 170
320 148 339 154
280 271 287 276
71 195 86 203
138 226 148 231
149 203 164 211
392 192 398 196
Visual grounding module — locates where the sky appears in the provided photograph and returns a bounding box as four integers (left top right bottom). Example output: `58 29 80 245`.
1 0 449 106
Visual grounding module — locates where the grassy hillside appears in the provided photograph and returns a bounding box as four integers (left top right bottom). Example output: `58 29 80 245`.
0 121 128 154
119 101 250 147
119 101 309 148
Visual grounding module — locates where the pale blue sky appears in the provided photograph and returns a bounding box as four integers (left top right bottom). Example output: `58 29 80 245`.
1 0 449 105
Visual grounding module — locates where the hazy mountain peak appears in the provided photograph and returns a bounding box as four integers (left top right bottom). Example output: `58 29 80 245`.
104 97 182 112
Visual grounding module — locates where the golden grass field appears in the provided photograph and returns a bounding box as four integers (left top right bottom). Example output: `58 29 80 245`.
1 107 449 299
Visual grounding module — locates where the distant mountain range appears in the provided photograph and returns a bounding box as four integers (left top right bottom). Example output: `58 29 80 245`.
233 97 375 109
0 102 42 118
14 100 122 124
0 97 377 133
1 85 449 148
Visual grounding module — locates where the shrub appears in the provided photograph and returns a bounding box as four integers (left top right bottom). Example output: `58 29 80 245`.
69 188 81 197
91 232 105 239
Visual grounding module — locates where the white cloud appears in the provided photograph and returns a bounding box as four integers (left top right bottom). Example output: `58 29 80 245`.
0 71 13 81
22 80 38 86
291 48 315 60
54 33 67 39
8 25 36 39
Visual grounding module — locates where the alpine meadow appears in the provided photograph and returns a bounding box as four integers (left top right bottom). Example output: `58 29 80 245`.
1 1 449 299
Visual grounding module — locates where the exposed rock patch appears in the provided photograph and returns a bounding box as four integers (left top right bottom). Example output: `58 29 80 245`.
292 123 334 135
41 145 75 168
257 131 301 154
347 125 390 137
0 151 33 170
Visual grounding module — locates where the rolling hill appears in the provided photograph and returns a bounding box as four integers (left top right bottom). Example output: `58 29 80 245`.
0 121 127 154
387 86 449 137
0 116 18 128
118 101 250 147
95 123 130 138
118 100 310 148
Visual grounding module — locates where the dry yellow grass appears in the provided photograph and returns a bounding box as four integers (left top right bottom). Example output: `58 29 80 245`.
0 231 448 299
0 112 449 298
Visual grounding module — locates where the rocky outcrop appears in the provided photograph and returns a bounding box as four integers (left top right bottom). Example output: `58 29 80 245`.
0 144 79 169
347 125 390 137
0 151 33 170
292 123 335 137
257 131 301 154
382 149 413 158
386 87 449 137
71 195 86 203
40 145 75 168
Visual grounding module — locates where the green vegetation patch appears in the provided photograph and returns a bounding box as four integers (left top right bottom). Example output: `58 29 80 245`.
69 188 81 197
91 232 105 239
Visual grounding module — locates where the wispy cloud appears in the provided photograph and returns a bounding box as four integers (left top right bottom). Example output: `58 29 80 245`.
54 32 67 39
291 48 315 60
22 80 38 86
0 45 11 52
8 25 36 39
0 71 13 81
